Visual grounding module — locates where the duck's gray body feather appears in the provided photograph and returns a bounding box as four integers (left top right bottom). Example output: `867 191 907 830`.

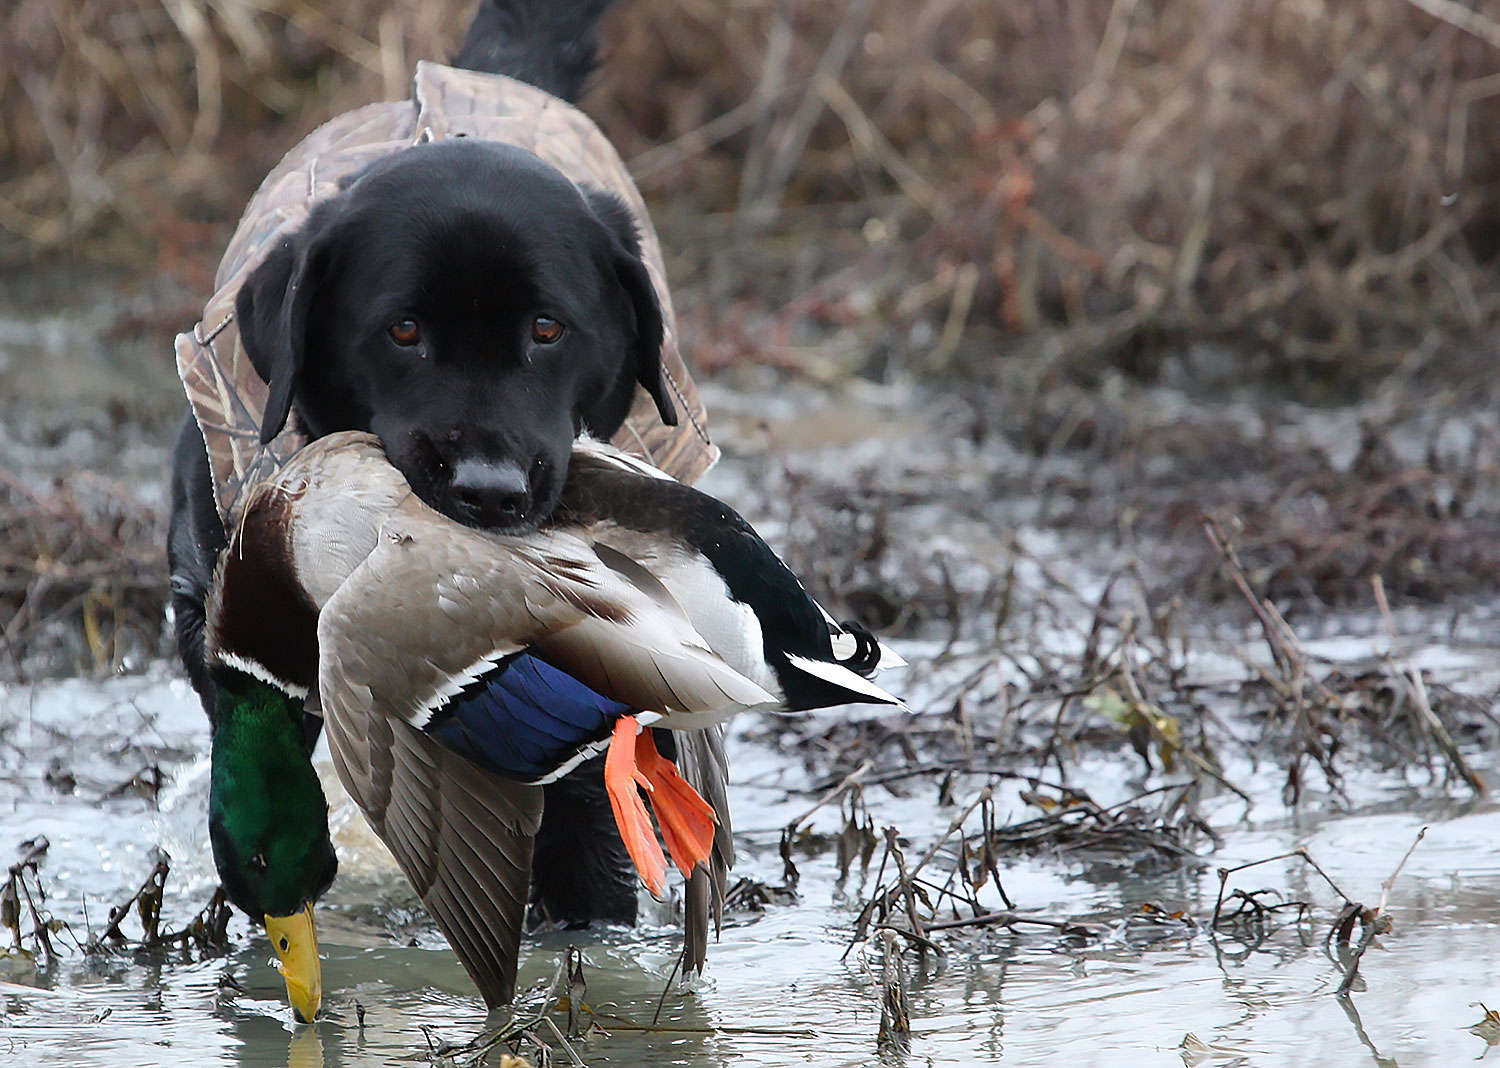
315 500 776 732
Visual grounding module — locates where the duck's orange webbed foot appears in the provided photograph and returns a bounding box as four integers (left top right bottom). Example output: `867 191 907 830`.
635 725 717 879
603 716 719 898
604 715 668 898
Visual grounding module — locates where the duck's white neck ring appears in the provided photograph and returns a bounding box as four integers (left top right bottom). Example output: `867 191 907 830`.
216 651 311 702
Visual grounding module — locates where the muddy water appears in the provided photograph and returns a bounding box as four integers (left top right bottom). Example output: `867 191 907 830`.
3 276 1500 1065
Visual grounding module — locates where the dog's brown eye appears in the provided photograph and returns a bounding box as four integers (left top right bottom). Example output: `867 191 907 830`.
388 319 421 346
531 316 564 344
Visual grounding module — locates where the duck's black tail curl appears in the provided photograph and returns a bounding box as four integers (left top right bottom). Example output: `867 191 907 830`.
835 620 883 677
453 0 616 103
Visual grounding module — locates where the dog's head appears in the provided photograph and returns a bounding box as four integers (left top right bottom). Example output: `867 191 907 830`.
235 140 676 532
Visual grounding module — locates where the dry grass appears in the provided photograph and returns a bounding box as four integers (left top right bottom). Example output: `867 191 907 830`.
0 0 464 267
589 0 1500 384
0 468 167 678
726 3 1492 373
3 0 1499 383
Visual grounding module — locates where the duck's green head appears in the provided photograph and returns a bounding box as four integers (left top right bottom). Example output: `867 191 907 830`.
208 668 336 1022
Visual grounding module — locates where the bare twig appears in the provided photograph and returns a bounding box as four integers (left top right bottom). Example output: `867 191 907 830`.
1402 0 1500 50
99 849 170 944
1372 576 1484 796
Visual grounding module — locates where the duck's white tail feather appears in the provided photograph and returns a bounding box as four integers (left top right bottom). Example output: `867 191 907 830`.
784 654 906 708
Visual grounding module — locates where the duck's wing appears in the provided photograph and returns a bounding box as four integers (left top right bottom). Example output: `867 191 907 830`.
675 724 733 972
313 506 567 1008
319 640 543 1007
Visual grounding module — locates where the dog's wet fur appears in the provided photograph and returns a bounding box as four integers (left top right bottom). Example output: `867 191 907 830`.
170 0 659 929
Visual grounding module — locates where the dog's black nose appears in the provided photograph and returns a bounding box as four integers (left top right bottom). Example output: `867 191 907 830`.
451 458 530 527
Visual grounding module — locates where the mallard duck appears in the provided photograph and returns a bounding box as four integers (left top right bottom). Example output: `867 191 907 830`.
206 432 902 1020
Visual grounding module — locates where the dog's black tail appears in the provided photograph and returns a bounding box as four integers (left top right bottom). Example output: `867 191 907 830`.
453 0 615 103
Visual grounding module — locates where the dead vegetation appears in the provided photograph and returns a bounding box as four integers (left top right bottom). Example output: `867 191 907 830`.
707 436 1496 1048
1210 826 1425 996
596 0 1500 388
0 468 168 679
4 0 1500 385
987 375 1500 607
2 838 231 973
749 365 1500 614
735 434 1497 810
0 0 458 271
427 772 1432 1060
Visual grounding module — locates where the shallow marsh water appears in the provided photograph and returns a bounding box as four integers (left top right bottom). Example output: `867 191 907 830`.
4 276 1500 1065
4 619 1500 1067
2 663 1500 1062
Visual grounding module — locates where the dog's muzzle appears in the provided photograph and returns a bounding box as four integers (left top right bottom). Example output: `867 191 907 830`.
449 457 533 529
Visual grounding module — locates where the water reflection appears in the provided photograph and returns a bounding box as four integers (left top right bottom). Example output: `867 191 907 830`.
1336 997 1396 1068
284 1028 325 1068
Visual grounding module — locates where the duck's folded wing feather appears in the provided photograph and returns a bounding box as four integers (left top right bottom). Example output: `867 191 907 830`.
532 615 774 719
320 615 543 1006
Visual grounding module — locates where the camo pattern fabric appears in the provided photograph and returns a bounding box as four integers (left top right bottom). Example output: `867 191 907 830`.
175 61 716 528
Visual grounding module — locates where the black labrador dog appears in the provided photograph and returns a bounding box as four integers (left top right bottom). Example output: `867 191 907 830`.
237 140 674 531
169 0 670 926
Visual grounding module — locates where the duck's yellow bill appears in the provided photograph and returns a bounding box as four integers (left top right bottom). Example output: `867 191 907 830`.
266 904 321 1023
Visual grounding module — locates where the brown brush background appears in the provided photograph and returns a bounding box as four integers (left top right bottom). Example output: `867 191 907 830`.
4 0 1499 385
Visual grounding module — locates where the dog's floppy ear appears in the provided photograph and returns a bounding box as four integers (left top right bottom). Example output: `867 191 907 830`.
613 254 675 427
235 232 327 444
584 188 676 427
